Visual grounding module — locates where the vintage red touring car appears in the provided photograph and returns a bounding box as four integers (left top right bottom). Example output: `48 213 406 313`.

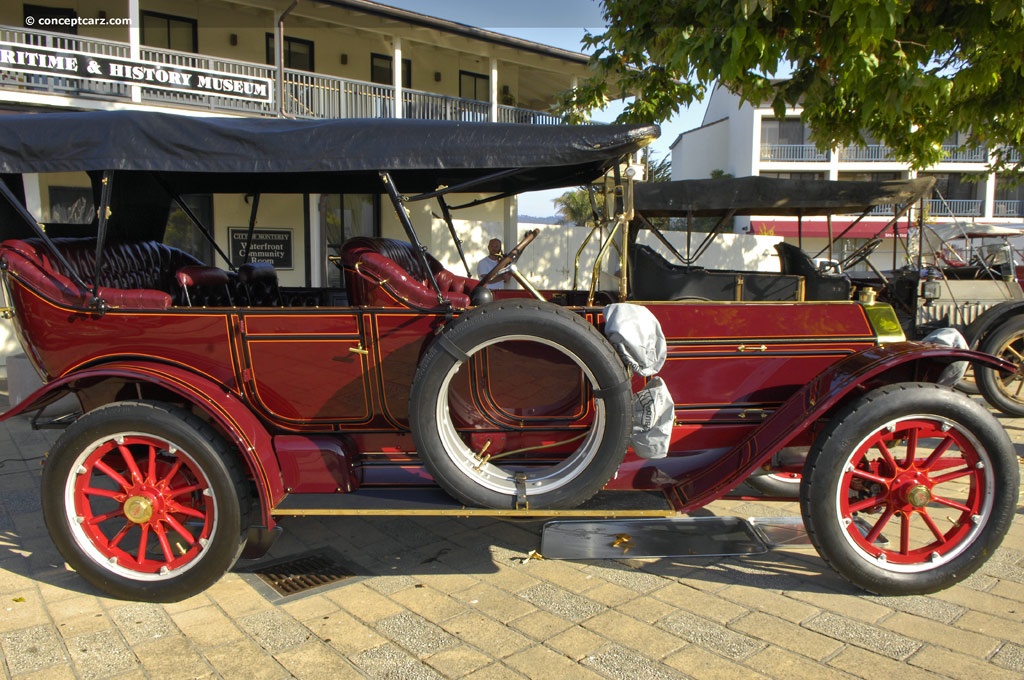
0 111 1018 602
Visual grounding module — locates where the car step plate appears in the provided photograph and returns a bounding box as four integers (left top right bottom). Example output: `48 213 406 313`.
540 516 809 559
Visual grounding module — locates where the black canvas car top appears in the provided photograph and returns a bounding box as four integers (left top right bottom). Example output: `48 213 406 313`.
0 110 658 194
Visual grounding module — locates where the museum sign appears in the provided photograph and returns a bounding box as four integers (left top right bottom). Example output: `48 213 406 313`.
0 42 273 103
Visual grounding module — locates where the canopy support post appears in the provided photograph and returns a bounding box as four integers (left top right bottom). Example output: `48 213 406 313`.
437 196 471 277
91 170 114 311
380 172 450 309
243 193 261 263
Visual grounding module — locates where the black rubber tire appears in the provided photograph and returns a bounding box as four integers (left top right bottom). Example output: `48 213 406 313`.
975 315 1024 416
41 401 249 602
800 383 1018 595
409 299 632 509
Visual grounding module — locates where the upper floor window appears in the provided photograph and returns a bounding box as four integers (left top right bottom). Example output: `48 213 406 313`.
370 53 411 88
141 11 198 53
460 71 489 102
837 171 904 182
759 171 828 181
24 4 77 35
995 175 1024 201
265 34 315 71
761 118 807 145
919 172 985 201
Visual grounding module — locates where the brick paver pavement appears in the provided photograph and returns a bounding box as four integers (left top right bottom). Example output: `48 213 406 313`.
0 398 1021 679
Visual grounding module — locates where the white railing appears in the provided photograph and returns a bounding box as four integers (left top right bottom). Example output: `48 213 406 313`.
0 26 129 98
1 26 563 125
760 144 829 161
498 105 561 125
941 145 988 162
140 45 275 115
403 89 489 122
994 200 1024 217
928 199 983 217
838 144 895 162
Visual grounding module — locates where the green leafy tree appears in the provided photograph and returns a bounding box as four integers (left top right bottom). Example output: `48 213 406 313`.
647 150 672 183
560 0 1024 171
553 152 671 226
553 189 594 226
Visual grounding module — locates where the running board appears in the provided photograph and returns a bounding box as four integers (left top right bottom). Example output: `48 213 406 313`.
540 516 810 559
271 489 676 517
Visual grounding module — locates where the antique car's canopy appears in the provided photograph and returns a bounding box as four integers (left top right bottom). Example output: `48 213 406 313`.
0 110 658 195
926 222 1024 242
0 110 656 242
634 176 936 217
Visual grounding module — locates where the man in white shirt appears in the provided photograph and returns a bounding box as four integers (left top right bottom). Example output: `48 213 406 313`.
477 238 512 289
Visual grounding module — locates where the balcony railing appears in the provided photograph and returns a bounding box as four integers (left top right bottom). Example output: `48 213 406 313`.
838 145 895 162
928 199 983 217
141 45 275 116
0 26 129 98
0 26 562 125
941 145 988 162
994 200 1024 217
760 144 829 161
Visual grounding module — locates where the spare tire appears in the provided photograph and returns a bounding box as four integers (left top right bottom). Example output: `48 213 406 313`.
409 299 632 509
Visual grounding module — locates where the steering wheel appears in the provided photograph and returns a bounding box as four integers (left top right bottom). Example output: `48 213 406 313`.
478 229 540 287
971 252 1000 279
839 238 883 271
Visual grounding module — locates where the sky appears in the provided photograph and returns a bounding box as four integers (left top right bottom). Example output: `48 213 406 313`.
376 0 710 216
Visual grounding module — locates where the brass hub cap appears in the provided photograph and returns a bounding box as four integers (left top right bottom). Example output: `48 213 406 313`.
123 495 154 524
904 484 932 508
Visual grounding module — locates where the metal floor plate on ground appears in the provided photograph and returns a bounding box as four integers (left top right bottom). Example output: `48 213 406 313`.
541 516 772 560
748 516 812 548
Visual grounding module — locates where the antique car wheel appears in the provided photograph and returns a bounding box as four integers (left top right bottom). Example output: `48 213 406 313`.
747 472 802 496
409 299 632 509
800 383 1017 595
41 401 249 602
975 315 1024 416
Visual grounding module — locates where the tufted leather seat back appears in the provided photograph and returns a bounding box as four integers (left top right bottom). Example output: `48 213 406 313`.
24 237 202 291
339 237 479 309
1 237 205 310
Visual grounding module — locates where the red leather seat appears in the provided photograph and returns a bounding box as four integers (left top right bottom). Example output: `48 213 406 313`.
0 237 199 310
339 237 480 309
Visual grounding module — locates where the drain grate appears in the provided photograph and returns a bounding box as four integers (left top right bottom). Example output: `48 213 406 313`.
252 551 357 597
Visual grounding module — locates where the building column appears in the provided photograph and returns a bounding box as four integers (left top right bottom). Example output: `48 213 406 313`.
749 110 762 176
128 0 141 102
394 37 403 119
490 57 498 122
984 171 996 219
308 194 322 287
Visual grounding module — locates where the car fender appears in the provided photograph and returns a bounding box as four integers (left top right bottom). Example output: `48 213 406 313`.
670 342 1011 512
960 300 1024 347
0 360 283 527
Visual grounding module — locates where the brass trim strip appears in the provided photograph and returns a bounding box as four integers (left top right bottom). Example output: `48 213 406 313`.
271 508 678 518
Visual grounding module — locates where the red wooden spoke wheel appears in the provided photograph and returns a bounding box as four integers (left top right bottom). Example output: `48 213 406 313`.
801 383 1018 595
42 402 247 602
836 417 987 569
72 434 215 576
